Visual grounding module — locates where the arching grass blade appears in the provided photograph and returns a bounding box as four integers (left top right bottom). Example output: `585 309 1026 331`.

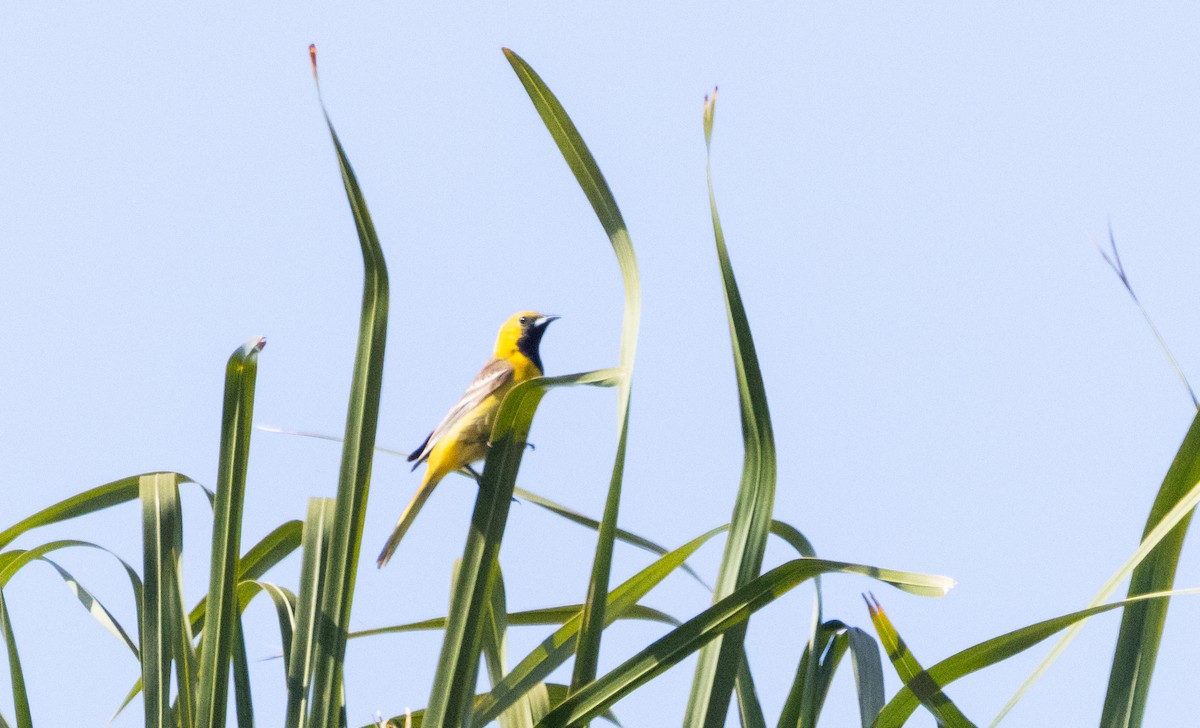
684 89 778 728
503 48 641 697
304 45 391 728
535 559 950 728
423 369 619 726
0 472 194 550
873 588 1200 727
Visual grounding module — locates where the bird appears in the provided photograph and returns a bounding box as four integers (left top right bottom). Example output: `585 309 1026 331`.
376 311 559 568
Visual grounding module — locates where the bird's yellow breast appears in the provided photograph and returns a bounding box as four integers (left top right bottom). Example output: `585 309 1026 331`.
422 381 513 483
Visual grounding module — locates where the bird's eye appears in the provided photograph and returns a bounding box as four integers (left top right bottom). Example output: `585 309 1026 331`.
519 316 528 325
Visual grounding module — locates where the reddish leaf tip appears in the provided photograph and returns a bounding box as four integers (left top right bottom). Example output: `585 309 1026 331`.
308 44 318 76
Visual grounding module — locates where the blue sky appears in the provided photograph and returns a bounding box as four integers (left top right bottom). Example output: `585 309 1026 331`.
3 4 1200 726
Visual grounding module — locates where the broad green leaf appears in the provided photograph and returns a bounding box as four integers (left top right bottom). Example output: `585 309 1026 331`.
685 88 779 728
513 488 709 589
536 558 950 727
994 477 1200 724
865 594 973 727
285 498 337 728
370 684 620 728
780 620 839 727
197 336 265 728
235 580 298 669
189 520 303 635
874 588 1200 728
0 472 193 550
1105 410 1200 728
846 627 886 727
350 604 677 641
475 525 728 724
258 426 727 587
304 45 391 728
139 472 195 728
0 592 30 728
503 47 641 699
0 541 140 657
232 615 254 727
424 369 619 726
113 521 302 722
482 563 537 728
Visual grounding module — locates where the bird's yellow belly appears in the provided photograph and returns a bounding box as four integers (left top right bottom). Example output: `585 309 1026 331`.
424 392 504 479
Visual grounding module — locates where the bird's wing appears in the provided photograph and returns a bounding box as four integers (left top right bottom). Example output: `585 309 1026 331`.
407 357 515 466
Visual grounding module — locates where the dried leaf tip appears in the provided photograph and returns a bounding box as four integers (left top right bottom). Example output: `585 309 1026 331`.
862 591 884 617
703 86 718 143
308 44 318 77
254 336 267 352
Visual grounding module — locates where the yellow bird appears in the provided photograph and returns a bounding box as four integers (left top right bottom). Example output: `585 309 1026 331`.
376 311 559 567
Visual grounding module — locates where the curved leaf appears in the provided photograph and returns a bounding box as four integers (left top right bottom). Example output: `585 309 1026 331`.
304 45 391 728
0 472 194 550
503 47 642 696
537 558 951 727
874 588 1200 728
423 369 619 726
685 88 779 728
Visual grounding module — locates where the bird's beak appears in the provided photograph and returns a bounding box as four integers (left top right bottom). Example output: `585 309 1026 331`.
534 315 560 329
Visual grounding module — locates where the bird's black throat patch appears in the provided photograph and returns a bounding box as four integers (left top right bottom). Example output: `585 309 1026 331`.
517 324 547 373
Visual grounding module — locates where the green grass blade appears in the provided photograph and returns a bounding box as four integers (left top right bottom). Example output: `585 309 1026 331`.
993 477 1200 724
285 498 337 728
0 592 31 728
503 48 641 697
684 89 779 728
139 472 194 728
865 594 974 728
537 558 949 728
781 620 880 728
369 685 619 728
474 524 729 725
261 427 714 590
0 472 193 550
235 580 298 669
513 488 710 589
425 370 618 726
0 544 140 657
733 658 766 728
197 336 265 728
350 604 677 642
845 627 886 728
304 45 391 728
873 588 1200 727
112 521 302 719
1100 411 1200 728
778 621 835 727
189 519 304 635
232 615 254 727
482 563 537 728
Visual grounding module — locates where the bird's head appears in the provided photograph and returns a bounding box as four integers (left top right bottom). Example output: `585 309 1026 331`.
495 311 559 373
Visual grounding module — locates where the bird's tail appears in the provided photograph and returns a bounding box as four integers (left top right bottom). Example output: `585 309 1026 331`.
376 470 442 568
